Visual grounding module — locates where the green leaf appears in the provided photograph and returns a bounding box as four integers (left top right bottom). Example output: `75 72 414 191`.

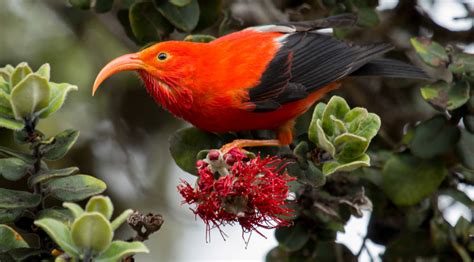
410 37 448 67
0 209 23 223
42 129 79 161
110 209 133 231
354 112 381 140
94 0 114 13
10 74 50 120
169 127 223 175
28 167 79 187
155 0 200 32
334 133 368 160
308 103 325 144
10 63 33 88
86 196 114 220
0 188 40 209
448 51 474 74
63 202 85 219
38 82 78 118
0 225 29 253
37 208 74 224
456 128 474 169
34 218 79 257
0 116 23 130
321 96 350 136
410 115 460 158
344 107 368 133
314 119 336 157
95 240 149 262
35 64 50 81
322 153 370 175
170 0 192 7
194 0 222 31
275 224 310 252
420 80 470 111
464 115 474 133
356 7 379 27
45 174 106 202
129 1 174 44
183 34 216 43
0 146 35 163
0 157 31 181
71 212 113 254
0 83 10 107
0 64 14 78
297 161 326 188
69 0 91 9
382 154 447 206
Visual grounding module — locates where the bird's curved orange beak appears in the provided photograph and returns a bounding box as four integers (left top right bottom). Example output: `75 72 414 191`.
92 53 146 96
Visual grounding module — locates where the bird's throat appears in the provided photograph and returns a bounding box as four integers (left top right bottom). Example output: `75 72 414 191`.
138 71 193 119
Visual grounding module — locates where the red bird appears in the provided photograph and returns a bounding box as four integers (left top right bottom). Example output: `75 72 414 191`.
93 14 427 151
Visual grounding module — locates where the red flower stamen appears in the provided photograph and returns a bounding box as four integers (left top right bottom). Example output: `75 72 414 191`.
177 147 295 244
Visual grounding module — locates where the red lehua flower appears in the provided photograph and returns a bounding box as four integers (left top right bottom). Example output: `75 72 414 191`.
177 148 295 243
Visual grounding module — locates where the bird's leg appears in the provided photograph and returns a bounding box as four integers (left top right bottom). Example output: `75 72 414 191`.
220 120 294 153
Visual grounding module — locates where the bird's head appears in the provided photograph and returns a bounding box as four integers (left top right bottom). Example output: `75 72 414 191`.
92 41 199 96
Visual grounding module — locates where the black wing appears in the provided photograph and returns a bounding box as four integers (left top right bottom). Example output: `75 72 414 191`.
247 15 429 112
249 32 392 112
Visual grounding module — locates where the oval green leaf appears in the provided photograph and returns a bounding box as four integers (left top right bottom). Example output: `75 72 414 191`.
28 167 79 187
0 225 29 253
71 212 113 254
410 115 460 159
410 37 448 67
34 218 79 257
37 208 74 224
10 63 33 88
129 1 174 44
169 127 223 175
275 224 310 252
95 240 149 262
0 188 40 209
45 174 107 202
0 157 31 181
0 116 24 130
42 129 80 161
382 154 447 206
322 96 350 136
10 74 50 120
448 51 474 74
110 209 133 231
35 64 50 81
420 80 470 111
154 0 200 32
322 153 370 175
38 82 78 118
86 196 114 220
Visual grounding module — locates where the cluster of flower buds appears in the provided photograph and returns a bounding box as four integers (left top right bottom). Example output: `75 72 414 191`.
178 148 295 241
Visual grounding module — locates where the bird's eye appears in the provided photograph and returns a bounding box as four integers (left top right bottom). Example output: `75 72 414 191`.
157 52 168 61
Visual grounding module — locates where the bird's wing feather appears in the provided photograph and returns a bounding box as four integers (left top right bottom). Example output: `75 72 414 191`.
249 13 357 33
248 31 393 112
